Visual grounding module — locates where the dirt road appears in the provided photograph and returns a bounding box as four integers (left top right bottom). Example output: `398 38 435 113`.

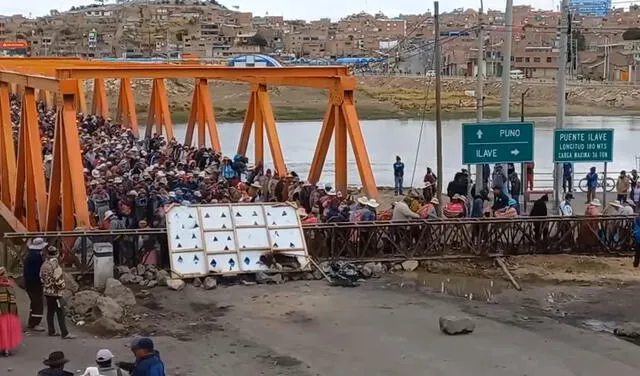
10 275 640 376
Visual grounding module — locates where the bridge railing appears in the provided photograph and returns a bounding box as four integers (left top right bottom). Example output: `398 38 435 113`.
2 215 634 274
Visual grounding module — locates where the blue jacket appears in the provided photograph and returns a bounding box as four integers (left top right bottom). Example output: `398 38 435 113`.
23 248 43 283
132 352 165 376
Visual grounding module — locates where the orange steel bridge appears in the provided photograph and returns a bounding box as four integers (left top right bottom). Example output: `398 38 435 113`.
0 58 377 232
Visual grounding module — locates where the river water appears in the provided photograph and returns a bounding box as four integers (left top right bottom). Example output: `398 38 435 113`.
168 115 640 187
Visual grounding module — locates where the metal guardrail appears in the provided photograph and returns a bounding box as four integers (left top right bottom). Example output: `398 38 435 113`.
2 215 635 273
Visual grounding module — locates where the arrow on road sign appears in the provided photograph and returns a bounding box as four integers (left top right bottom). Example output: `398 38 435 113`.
510 149 520 156
476 130 483 139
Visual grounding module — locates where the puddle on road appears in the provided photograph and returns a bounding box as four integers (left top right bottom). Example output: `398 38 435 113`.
406 272 512 302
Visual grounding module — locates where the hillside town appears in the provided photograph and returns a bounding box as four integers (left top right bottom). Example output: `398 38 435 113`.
2 1 640 80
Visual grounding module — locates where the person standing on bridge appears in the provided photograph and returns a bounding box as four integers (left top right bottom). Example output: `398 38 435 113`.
586 167 598 204
562 162 573 193
393 156 405 196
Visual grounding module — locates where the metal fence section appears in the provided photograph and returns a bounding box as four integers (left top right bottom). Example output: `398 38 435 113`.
3 215 635 273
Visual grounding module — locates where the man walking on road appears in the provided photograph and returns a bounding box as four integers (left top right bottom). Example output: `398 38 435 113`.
586 167 598 203
23 237 46 331
393 156 405 196
562 162 573 193
40 246 74 339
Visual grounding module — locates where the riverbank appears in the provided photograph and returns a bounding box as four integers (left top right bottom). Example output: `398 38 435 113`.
90 77 640 122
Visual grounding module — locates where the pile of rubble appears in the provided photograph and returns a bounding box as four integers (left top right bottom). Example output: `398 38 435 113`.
65 277 137 335
116 265 170 289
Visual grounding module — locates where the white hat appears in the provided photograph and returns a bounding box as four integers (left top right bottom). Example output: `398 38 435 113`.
113 177 123 184
327 191 337 196
590 199 602 207
357 196 369 205
128 190 138 196
366 199 380 208
250 182 262 189
627 200 636 207
29 237 48 250
317 183 326 191
44 154 53 162
157 171 166 177
169 191 177 198
609 201 622 208
430 197 440 205
194 191 202 197
91 170 100 178
103 210 116 220
96 349 114 362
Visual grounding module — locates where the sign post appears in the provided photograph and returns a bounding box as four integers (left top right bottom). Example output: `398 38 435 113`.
462 121 535 165
553 129 614 205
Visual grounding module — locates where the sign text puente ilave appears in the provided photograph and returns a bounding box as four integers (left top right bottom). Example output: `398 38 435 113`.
0 58 378 232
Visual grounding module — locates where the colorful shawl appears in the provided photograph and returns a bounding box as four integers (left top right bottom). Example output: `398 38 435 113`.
0 280 18 315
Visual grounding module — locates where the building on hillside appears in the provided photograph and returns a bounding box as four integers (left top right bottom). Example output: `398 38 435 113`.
570 0 611 17
512 46 559 78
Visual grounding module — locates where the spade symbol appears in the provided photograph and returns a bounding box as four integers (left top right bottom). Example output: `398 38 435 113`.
272 221 277 225
224 245 229 251
227 236 232 241
188 214 193 219
244 257 250 265
222 224 227 229
290 242 296 248
204 213 211 218
210 259 217 267
177 243 183 248
252 211 258 216
194 255 200 264
273 242 279 248
282 210 287 216
213 236 218 242
221 212 226 218
193 223 199 228
235 212 242 217
192 233 197 239
175 234 180 240
177 256 183 263
274 231 280 237
253 221 259 226
228 258 236 269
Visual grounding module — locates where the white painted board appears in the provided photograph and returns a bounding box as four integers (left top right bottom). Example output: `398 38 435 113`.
269 228 305 250
236 227 270 250
171 251 207 277
203 231 236 253
199 206 233 230
239 250 271 271
265 205 299 227
207 253 241 274
230 205 265 227
169 228 203 250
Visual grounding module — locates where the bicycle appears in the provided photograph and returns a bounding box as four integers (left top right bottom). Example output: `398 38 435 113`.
578 176 615 193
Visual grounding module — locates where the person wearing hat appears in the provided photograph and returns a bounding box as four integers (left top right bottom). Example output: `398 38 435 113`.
117 337 165 376
558 192 574 216
38 351 73 376
418 197 439 219
94 349 129 376
248 182 264 202
39 246 74 339
620 199 636 216
23 237 47 331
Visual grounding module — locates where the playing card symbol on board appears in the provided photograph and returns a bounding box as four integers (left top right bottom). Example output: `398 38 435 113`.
224 245 229 251
282 210 287 216
210 259 217 267
252 211 258 216
222 224 227 229
213 236 218 242
228 258 235 269
273 242 279 248
204 213 211 218
191 233 197 239
177 243 183 248
236 212 242 217
267 212 271 216
177 256 183 263
181 224 185 229
175 235 180 240
188 214 193 219
244 257 250 265
253 221 259 226
272 221 277 225
193 223 199 228
227 236 232 241
193 255 199 264
289 242 295 248
221 212 227 218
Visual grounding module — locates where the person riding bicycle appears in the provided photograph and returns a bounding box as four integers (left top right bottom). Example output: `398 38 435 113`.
586 167 598 204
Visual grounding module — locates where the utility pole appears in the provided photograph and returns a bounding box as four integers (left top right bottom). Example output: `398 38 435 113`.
475 0 484 195
554 0 569 209
434 1 443 215
500 0 514 121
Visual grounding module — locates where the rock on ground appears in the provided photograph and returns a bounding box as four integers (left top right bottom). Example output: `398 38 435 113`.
156 270 170 286
119 273 134 284
137 264 146 276
614 322 640 338
115 266 130 277
359 266 373 278
256 272 283 284
203 277 217 290
91 317 125 335
63 272 80 293
401 260 419 272
439 316 475 335
68 290 101 315
167 279 186 291
92 296 124 323
104 278 137 306
193 278 202 288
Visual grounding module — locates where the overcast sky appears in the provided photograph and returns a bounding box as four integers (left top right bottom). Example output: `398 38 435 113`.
2 0 560 19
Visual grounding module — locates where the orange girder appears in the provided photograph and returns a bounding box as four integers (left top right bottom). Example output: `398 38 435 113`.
0 60 378 232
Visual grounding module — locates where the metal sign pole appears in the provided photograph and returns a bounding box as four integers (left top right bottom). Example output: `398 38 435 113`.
603 162 608 206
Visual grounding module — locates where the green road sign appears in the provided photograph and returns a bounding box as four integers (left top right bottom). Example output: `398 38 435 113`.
462 121 535 164
553 129 614 163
